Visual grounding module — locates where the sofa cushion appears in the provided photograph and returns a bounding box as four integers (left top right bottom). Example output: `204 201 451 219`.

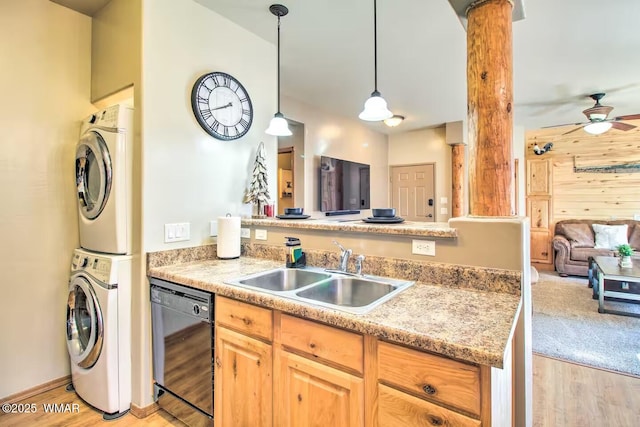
592 224 629 250
629 225 640 251
562 223 595 248
570 248 614 262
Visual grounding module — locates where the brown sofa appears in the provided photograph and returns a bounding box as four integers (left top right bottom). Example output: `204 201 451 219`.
552 219 640 277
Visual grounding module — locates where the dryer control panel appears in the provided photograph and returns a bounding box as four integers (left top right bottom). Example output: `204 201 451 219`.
80 103 133 134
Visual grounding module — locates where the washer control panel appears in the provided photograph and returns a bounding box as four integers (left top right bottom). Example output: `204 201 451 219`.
71 251 112 283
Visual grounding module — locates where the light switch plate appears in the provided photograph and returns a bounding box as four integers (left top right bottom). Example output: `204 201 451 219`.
210 221 218 236
240 228 251 238
440 207 448 215
165 222 190 243
255 229 268 240
412 239 436 256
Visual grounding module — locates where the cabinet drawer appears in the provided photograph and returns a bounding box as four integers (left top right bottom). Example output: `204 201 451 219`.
378 341 480 416
216 296 273 341
280 314 363 374
378 384 480 427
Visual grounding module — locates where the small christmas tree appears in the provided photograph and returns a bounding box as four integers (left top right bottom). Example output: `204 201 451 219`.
243 141 270 218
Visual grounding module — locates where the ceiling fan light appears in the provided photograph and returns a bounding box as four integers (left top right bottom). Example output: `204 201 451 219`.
589 113 607 121
359 92 393 121
265 112 292 136
584 122 612 135
384 115 405 127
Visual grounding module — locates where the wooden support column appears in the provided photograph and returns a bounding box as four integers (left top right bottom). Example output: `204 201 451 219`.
451 144 465 217
467 0 514 216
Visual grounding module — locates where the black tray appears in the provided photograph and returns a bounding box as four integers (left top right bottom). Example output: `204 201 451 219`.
276 214 311 220
362 217 405 224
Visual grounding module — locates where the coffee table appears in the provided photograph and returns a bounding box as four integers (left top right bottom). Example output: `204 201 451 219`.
590 256 640 318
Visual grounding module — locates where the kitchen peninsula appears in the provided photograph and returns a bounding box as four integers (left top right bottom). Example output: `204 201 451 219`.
147 216 531 426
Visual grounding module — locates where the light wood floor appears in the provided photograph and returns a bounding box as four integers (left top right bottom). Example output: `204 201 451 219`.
2 355 639 426
533 355 640 427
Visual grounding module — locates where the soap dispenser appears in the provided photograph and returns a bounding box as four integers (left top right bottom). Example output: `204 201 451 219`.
285 237 306 268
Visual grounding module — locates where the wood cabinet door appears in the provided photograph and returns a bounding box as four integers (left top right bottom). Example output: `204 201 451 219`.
276 350 364 427
527 159 551 196
531 230 552 264
527 197 550 230
214 327 272 427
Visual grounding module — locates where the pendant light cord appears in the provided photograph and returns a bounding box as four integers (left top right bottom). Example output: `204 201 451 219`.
277 14 282 113
373 0 378 92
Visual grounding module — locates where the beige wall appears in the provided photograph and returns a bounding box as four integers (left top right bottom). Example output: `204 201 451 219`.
0 0 93 398
244 217 526 270
282 96 389 216
388 126 452 222
91 0 141 101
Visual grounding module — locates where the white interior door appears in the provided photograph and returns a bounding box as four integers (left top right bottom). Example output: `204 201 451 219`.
391 164 435 222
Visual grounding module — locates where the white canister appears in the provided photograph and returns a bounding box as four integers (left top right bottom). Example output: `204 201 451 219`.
217 215 241 259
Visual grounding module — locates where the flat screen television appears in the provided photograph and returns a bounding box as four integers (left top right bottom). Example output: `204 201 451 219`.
319 156 371 212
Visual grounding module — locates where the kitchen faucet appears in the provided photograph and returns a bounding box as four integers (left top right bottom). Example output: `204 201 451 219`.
333 240 352 272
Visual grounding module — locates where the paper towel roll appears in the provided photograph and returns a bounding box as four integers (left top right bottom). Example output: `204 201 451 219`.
217 216 241 259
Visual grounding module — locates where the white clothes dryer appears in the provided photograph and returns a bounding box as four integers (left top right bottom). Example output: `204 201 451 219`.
76 104 133 254
66 248 132 420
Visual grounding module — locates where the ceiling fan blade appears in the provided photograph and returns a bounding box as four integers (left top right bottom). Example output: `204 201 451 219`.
542 122 586 129
562 125 586 135
610 121 637 131
613 114 640 121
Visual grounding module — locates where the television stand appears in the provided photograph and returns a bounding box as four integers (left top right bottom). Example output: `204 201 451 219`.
325 210 361 216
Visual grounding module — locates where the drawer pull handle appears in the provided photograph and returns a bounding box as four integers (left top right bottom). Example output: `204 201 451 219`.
428 415 443 426
422 384 436 395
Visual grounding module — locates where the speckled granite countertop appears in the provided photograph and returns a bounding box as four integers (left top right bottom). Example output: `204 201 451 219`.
148 257 520 369
242 217 457 239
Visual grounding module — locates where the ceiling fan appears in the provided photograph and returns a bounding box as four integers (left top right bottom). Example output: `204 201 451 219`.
546 93 640 135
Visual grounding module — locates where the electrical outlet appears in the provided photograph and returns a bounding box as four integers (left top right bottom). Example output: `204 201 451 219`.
412 239 436 256
165 222 190 243
255 229 268 241
634 214 640 221
240 228 251 238
210 221 218 236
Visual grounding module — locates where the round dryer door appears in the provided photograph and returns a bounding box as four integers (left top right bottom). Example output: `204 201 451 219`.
66 276 104 369
76 131 112 220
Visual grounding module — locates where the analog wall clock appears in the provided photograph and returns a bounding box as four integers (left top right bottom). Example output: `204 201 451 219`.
191 72 253 140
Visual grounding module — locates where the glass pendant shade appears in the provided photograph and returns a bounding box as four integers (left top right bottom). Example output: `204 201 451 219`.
584 122 612 135
265 112 292 136
359 91 393 121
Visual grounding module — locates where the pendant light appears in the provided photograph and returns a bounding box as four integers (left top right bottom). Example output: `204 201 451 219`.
266 4 292 136
359 0 393 122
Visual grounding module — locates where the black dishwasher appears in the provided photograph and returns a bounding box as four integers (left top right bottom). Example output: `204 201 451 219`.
151 278 214 427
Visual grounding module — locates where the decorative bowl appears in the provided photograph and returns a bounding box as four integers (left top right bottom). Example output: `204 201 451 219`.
372 208 396 218
284 207 304 215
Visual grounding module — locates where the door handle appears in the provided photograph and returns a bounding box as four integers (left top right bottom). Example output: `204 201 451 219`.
427 214 433 218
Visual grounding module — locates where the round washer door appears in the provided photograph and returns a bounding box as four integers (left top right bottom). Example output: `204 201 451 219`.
76 131 112 220
66 276 104 369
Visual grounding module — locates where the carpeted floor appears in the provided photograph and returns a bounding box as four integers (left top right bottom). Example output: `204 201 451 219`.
532 271 640 377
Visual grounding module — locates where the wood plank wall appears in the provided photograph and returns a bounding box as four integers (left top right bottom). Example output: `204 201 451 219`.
526 119 640 221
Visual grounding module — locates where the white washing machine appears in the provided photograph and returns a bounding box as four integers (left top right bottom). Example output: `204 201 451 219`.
66 248 132 420
76 104 133 255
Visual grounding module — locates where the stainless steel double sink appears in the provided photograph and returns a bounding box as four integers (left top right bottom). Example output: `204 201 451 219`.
225 267 414 315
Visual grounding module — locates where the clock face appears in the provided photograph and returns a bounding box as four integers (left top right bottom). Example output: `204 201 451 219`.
191 72 253 140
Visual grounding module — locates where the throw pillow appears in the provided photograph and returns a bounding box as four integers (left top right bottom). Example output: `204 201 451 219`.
629 225 640 251
592 224 629 250
562 223 595 248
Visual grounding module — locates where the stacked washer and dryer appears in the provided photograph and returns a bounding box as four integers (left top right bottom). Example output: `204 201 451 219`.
66 104 134 420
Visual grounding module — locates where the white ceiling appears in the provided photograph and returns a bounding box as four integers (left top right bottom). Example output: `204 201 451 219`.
53 0 640 134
